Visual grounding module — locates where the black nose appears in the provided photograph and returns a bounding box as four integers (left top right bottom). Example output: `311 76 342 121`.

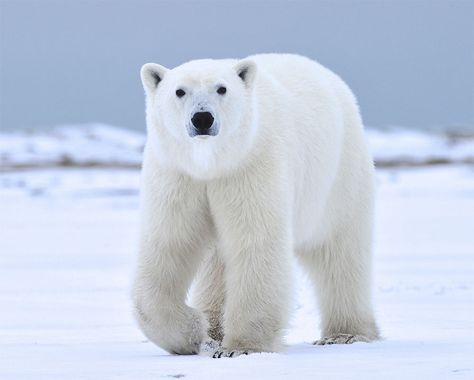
191 112 214 132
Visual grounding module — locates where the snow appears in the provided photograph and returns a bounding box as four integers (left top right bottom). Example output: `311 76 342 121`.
0 126 473 379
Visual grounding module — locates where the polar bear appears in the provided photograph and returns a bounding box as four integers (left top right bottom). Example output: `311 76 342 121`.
133 53 380 357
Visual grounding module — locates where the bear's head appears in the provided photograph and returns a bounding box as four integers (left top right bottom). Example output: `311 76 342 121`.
141 59 258 179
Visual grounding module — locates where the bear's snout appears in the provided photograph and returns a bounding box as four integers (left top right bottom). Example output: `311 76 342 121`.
191 112 215 135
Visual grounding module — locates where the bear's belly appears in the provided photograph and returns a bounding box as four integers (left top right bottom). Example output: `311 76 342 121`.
291 171 336 249
292 195 331 248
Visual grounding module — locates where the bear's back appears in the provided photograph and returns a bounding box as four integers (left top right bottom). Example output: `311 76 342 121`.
249 53 343 98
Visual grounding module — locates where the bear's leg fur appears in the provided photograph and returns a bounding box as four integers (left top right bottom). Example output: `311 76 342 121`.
133 169 212 355
297 220 380 344
192 247 226 343
207 167 293 355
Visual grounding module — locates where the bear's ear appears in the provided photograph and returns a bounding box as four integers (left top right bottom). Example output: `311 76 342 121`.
140 63 168 93
235 59 257 88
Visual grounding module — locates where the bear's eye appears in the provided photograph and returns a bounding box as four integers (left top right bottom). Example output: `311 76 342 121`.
176 89 186 98
217 86 227 95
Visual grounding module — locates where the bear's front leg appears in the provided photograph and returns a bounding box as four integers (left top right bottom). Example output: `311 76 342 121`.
133 167 212 355
208 165 293 356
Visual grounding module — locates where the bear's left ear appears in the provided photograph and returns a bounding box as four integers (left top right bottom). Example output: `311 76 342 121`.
140 63 169 93
235 59 257 88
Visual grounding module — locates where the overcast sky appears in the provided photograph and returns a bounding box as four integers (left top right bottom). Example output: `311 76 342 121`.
1 0 473 131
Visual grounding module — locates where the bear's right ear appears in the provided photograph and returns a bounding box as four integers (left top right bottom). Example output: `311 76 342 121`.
140 63 168 93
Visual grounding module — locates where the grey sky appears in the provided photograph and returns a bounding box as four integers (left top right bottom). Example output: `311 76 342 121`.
1 0 473 131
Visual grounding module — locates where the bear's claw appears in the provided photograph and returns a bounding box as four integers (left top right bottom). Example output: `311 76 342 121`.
212 349 249 358
314 333 369 345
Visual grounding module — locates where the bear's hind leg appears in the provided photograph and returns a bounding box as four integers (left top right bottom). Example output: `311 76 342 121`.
192 247 226 343
297 223 380 345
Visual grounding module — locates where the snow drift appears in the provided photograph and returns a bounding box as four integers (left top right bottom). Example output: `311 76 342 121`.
1 124 473 170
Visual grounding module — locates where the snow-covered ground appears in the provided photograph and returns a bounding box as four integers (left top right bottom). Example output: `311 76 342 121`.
0 126 473 379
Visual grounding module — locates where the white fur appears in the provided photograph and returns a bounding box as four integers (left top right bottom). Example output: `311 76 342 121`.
133 53 380 355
